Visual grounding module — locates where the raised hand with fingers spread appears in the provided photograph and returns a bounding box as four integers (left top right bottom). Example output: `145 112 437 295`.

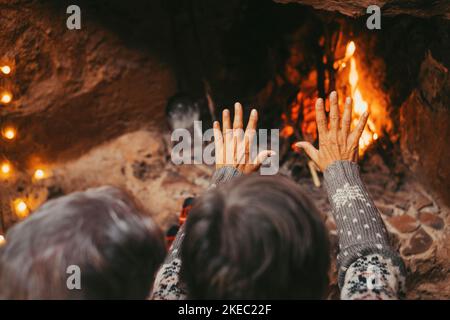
213 103 275 175
296 91 369 171
152 94 406 301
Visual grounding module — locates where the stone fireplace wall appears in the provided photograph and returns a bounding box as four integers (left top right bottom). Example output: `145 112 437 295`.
0 0 449 299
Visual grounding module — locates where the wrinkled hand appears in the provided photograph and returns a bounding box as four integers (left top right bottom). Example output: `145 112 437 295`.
213 103 275 174
296 91 369 172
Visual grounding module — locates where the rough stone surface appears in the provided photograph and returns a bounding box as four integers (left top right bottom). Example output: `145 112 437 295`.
0 130 212 230
378 204 394 217
419 212 445 230
0 1 177 164
399 53 450 207
274 0 450 19
387 214 420 234
414 194 434 211
402 228 434 256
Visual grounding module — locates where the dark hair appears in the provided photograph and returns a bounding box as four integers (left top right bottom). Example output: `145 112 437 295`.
0 186 166 299
181 175 330 299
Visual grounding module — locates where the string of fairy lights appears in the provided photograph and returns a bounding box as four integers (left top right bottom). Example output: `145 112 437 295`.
1 63 49 245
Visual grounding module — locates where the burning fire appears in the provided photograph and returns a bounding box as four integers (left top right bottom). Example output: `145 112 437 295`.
345 41 378 154
280 39 380 157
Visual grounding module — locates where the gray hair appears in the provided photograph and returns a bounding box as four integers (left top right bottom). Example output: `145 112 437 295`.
0 186 165 299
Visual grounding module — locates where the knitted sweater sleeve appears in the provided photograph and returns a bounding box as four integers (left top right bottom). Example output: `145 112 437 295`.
323 161 406 299
150 167 242 300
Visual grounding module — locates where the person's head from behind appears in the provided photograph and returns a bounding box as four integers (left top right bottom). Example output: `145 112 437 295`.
181 175 330 299
0 186 165 299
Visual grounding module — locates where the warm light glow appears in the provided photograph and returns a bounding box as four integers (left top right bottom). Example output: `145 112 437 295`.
1 65 11 75
34 169 45 180
353 88 368 114
349 58 359 88
2 127 16 140
1 162 11 175
345 41 356 59
1 92 12 104
13 199 29 219
346 42 377 155
280 125 294 138
0 235 5 246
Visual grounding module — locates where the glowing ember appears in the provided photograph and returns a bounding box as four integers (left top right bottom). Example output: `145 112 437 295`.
280 124 294 138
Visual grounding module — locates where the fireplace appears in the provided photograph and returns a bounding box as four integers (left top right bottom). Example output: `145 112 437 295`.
0 0 449 299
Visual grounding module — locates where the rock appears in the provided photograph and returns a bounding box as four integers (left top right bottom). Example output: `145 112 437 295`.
378 205 394 217
414 194 433 211
0 1 177 165
420 206 441 215
402 228 434 256
382 191 397 203
399 53 450 208
274 0 450 19
395 201 410 211
132 160 165 181
394 194 411 210
367 185 384 198
366 154 390 174
419 212 445 230
387 214 419 233
161 170 190 186
389 231 402 252
406 205 419 218
419 52 449 110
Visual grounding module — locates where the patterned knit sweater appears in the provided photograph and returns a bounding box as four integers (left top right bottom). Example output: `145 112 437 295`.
151 161 406 300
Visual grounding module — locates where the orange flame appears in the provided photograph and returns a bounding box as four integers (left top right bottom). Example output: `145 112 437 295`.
345 41 378 154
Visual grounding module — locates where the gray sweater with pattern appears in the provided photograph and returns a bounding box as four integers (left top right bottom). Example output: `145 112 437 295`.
151 161 406 300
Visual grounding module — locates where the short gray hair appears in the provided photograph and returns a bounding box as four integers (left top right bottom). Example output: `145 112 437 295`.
0 186 165 299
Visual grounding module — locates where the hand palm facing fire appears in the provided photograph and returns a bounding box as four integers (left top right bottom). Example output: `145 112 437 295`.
213 103 275 174
296 91 369 172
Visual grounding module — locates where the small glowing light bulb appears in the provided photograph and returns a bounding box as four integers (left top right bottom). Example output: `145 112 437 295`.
17 201 27 212
0 235 5 246
1 162 11 174
373 133 379 140
1 65 11 75
34 169 45 180
14 199 29 218
1 92 12 104
2 127 16 140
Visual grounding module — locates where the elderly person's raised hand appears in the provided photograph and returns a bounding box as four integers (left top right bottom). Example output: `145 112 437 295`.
295 91 369 171
213 103 275 174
